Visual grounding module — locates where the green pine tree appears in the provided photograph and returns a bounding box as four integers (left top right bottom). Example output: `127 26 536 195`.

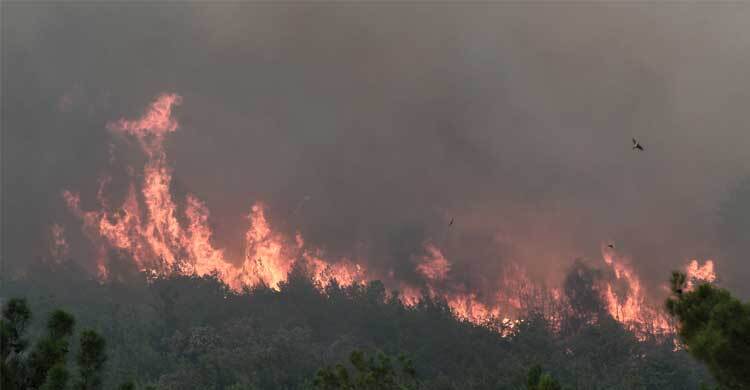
666 272 750 389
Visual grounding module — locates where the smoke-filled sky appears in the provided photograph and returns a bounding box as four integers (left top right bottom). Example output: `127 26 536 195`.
4 3 750 298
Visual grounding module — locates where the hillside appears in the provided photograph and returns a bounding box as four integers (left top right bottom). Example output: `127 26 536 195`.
3 258 712 389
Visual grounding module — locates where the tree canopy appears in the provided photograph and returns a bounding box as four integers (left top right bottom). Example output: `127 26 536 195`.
0 298 110 390
666 272 750 389
2 258 716 389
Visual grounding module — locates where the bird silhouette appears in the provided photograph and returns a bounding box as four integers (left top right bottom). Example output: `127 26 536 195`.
291 195 312 216
607 243 615 249
632 138 644 151
449 218 454 227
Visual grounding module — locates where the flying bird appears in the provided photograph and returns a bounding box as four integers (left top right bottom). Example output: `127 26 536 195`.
449 218 454 227
632 138 644 151
607 243 615 249
291 195 312 216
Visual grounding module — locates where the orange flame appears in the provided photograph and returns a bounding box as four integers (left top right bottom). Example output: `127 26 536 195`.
407 245 539 326
64 93 370 293
685 259 716 289
236 203 295 289
600 252 718 338
58 93 718 338
106 93 182 157
601 249 673 337
415 243 451 281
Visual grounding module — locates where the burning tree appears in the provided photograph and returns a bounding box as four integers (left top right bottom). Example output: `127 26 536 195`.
54 92 722 347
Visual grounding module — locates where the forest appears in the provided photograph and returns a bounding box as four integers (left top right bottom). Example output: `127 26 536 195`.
4 252 743 390
6 3 750 390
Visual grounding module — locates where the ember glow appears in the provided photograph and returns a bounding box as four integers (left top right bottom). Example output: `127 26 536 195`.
59 93 718 336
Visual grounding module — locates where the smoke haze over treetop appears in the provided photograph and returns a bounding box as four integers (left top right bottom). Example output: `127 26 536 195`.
3 3 750 300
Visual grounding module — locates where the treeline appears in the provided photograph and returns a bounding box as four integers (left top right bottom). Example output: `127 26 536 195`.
2 255 714 389
666 272 750 390
1 298 108 390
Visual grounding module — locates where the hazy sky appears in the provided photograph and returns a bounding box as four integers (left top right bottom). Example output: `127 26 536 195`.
4 3 750 298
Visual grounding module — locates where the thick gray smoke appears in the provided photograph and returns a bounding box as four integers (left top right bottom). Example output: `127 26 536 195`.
4 3 750 298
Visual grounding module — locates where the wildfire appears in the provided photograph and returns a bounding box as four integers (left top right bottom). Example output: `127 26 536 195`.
446 293 501 323
415 243 451 282
601 249 673 336
600 247 718 338
236 203 296 289
408 245 544 326
398 285 423 307
62 93 366 293
57 93 718 338
106 93 182 157
685 259 716 289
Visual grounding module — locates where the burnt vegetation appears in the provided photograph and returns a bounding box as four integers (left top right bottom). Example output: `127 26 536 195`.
3 256 718 390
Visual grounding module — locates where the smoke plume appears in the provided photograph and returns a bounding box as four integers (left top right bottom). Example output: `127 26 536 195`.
4 3 750 304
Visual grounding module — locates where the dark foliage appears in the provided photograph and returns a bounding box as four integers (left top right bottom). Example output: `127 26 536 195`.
666 272 750 389
26 310 76 388
76 330 107 390
526 365 563 390
3 258 715 389
1 298 33 389
0 297 110 390
311 350 419 390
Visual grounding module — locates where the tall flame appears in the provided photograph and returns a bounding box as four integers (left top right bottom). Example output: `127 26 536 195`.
58 93 718 338
600 248 717 338
601 248 673 337
63 93 366 292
